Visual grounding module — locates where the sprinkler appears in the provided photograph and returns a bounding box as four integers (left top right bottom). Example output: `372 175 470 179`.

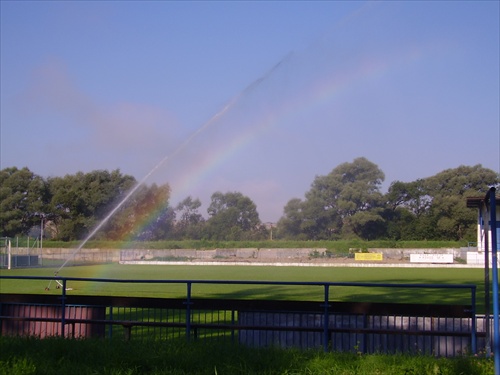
42 51 293 291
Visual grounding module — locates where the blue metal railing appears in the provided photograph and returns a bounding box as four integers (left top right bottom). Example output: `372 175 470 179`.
0 275 478 353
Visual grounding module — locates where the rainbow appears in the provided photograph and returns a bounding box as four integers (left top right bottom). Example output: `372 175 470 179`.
108 44 427 248
54 44 429 285
169 45 423 198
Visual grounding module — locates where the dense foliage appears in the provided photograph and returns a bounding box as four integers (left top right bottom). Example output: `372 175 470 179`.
277 158 498 241
1 158 498 242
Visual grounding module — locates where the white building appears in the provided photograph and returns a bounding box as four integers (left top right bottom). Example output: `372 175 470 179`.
467 193 500 253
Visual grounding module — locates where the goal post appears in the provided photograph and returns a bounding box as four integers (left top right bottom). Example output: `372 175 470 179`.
0 237 12 269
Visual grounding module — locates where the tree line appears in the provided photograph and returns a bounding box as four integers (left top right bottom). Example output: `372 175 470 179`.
1 157 498 242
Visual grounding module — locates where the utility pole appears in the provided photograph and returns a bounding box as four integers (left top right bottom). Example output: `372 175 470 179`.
488 188 499 375
40 217 44 249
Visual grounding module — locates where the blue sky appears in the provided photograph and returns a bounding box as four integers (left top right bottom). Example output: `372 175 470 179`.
1 1 499 223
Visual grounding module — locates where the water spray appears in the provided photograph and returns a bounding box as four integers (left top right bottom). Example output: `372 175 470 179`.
45 51 294 290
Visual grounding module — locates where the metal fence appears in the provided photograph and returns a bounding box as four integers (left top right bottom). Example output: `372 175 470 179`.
0 238 43 269
0 275 481 356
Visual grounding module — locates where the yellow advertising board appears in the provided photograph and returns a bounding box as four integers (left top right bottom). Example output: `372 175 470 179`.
354 253 383 261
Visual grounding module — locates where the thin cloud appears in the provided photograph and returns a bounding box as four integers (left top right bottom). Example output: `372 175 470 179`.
13 58 181 177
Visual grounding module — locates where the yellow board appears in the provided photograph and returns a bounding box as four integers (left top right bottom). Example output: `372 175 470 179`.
354 253 383 261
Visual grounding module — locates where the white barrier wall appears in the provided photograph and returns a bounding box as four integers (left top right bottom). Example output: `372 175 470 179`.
467 251 500 266
410 254 454 264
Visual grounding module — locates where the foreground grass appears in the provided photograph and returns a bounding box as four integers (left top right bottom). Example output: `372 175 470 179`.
0 337 493 375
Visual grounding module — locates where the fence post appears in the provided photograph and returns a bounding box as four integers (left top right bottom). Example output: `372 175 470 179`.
471 285 477 354
322 284 330 352
108 306 114 340
185 282 192 342
231 309 236 344
60 279 67 337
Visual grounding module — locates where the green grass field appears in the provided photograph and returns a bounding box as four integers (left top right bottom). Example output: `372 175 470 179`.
0 264 494 374
0 264 487 312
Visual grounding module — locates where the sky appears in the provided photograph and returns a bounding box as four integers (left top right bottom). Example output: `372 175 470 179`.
1 1 499 223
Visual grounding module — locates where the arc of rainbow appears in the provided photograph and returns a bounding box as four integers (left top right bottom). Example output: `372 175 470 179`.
111 46 425 250
49 52 294 283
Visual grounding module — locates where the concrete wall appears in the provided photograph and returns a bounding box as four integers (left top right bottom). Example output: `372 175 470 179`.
7 247 468 265
7 248 327 264
9 248 121 263
368 248 466 261
119 248 326 262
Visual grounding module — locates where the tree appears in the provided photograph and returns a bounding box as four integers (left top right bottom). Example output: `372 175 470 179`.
385 164 499 241
47 169 136 240
106 182 172 241
205 191 261 240
346 209 386 240
0 167 50 237
280 157 385 240
425 164 499 197
424 165 499 241
383 179 435 240
276 198 306 240
174 196 205 240
385 179 432 217
382 206 418 240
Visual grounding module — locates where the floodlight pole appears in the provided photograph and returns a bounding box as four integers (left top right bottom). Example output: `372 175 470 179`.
488 187 499 375
483 205 491 356
7 239 11 270
40 217 44 249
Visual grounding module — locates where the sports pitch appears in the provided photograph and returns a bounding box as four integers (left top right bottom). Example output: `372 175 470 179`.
0 264 488 312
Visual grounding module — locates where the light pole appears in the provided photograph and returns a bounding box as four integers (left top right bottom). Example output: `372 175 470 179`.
488 188 499 375
40 216 44 249
267 222 275 241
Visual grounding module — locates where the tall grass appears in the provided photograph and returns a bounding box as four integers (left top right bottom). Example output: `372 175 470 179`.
0 336 493 375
